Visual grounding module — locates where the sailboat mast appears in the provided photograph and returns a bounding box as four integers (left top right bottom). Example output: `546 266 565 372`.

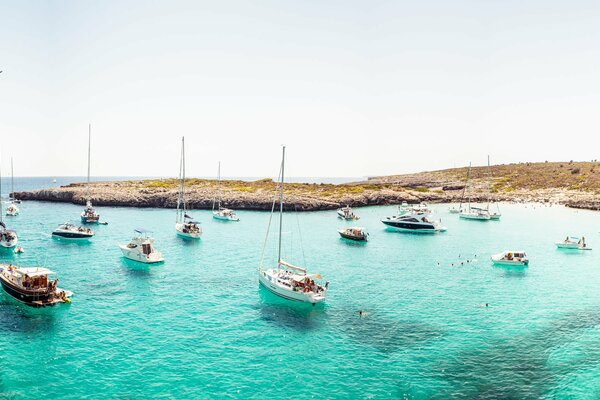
10 157 14 201
0 162 3 224
217 161 221 209
182 137 186 214
87 124 91 200
459 163 470 210
277 146 285 266
486 155 491 210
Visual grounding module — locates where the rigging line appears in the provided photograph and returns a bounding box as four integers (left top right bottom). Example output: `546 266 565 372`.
259 161 283 270
294 202 307 270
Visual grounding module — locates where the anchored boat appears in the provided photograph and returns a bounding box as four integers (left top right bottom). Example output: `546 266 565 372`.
0 165 18 248
5 158 19 216
175 137 202 239
556 236 591 250
119 229 164 264
491 251 529 266
212 161 240 221
0 265 72 307
80 124 100 224
52 223 94 240
337 227 368 242
258 146 328 305
337 206 359 220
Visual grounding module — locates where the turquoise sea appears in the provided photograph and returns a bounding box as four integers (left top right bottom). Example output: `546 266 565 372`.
1 198 600 398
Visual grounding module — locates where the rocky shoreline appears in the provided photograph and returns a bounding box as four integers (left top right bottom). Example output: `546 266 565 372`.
13 179 600 211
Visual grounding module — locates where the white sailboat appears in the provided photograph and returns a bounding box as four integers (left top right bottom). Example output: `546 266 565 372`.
459 162 491 221
258 146 328 305
212 161 239 221
5 158 19 216
80 124 100 224
175 137 202 239
486 155 501 220
0 162 18 248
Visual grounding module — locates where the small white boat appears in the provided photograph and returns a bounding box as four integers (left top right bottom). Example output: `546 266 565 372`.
175 137 202 239
337 227 368 241
119 229 164 264
337 206 359 220
0 227 18 248
491 251 529 266
448 206 461 214
5 202 19 216
258 146 328 305
212 161 240 222
556 236 591 250
460 207 491 220
52 223 94 240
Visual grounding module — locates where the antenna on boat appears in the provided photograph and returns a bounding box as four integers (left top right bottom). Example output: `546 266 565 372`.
10 157 14 201
87 124 91 200
277 146 285 269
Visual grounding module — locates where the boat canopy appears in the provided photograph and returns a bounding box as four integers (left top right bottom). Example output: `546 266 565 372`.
15 267 54 277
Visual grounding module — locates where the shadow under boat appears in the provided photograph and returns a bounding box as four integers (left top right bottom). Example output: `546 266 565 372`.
256 287 326 331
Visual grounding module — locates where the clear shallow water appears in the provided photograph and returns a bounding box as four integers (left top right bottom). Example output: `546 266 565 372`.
0 201 599 399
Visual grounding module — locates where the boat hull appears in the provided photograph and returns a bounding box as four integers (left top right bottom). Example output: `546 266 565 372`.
119 246 164 264
460 213 491 220
52 232 93 240
0 276 71 308
381 220 444 233
175 223 202 239
337 230 367 242
258 270 325 304
212 212 239 221
81 216 99 224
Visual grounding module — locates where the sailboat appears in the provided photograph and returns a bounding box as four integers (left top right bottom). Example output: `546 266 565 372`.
459 162 491 221
258 146 328 305
485 156 501 220
5 158 19 216
175 137 202 239
449 166 468 214
81 124 100 224
0 162 19 248
212 162 239 221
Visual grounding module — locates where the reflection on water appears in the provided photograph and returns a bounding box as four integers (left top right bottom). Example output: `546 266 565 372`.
256 287 325 331
0 295 60 334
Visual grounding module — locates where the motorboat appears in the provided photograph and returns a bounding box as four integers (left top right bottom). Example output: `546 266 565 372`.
491 251 529 266
52 223 94 240
80 125 100 224
0 225 18 248
0 265 73 307
258 146 328 305
5 202 19 216
382 206 446 233
119 229 164 264
212 161 240 222
81 200 100 224
337 206 359 220
556 236 591 250
337 227 368 242
175 137 203 239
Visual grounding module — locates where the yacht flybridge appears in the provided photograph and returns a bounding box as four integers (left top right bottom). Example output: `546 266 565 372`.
81 124 100 224
5 158 19 216
175 137 202 239
258 146 328 305
212 162 240 221
0 265 73 307
119 229 164 264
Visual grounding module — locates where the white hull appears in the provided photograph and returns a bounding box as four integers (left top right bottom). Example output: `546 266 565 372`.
119 245 164 264
491 254 528 266
460 213 491 220
212 211 239 221
6 208 19 216
175 223 202 239
258 269 326 304
0 240 18 249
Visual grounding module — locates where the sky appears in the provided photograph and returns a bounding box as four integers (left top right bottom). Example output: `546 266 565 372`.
1 0 599 178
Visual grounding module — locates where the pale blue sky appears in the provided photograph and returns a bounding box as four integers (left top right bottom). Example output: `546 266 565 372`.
1 0 599 178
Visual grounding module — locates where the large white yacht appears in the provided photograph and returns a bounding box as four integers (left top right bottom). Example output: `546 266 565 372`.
119 229 164 264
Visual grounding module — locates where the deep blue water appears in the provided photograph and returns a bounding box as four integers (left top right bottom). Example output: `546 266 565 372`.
1 199 599 398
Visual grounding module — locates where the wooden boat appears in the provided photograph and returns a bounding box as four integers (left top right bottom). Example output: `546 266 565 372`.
337 227 368 242
0 265 72 307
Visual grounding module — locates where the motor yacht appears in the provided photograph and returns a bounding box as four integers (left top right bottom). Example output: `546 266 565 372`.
52 223 94 240
337 206 359 220
119 229 164 264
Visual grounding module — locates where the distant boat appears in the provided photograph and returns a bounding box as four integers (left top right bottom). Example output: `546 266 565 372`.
0 264 72 307
80 124 100 224
337 227 368 242
119 229 164 264
52 178 57 183
258 146 328 304
382 204 446 233
52 223 94 240
459 162 491 221
491 251 529 266
175 137 202 239
212 161 240 221
0 164 18 248
556 236 591 250
485 156 501 220
337 206 359 220
5 158 19 215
